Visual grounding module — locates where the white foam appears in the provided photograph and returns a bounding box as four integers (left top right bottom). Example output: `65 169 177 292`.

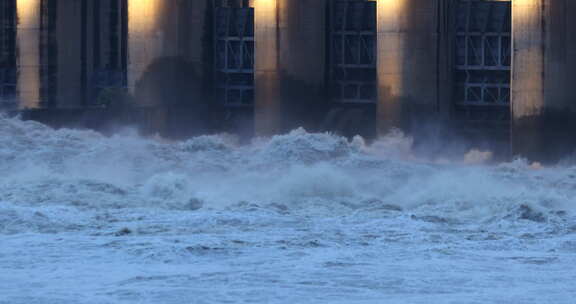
1 116 576 303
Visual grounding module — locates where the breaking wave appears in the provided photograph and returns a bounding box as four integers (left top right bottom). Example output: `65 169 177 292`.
0 115 575 233
3 115 576 304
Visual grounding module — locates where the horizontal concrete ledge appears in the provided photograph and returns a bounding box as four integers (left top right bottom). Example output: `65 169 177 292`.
512 110 576 164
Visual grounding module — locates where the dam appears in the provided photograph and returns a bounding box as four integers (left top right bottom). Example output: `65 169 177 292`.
1 0 575 162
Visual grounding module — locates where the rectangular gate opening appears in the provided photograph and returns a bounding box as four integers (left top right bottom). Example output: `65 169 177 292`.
454 0 511 121
0 0 16 106
39 0 57 108
213 0 254 107
329 0 376 104
87 0 128 106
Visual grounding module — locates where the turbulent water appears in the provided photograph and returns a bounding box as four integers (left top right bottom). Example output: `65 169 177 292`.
0 116 575 303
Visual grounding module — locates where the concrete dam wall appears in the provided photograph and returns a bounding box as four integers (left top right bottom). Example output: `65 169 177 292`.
1 0 576 162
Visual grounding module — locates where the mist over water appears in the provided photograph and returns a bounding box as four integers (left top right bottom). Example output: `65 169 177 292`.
1 115 575 303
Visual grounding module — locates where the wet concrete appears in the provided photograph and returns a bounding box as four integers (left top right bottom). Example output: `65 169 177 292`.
512 110 576 164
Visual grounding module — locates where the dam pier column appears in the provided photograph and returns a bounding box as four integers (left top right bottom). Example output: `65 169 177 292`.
277 0 327 134
253 0 280 136
16 0 41 109
376 0 451 136
511 0 576 163
254 0 328 136
20 0 94 109
128 0 209 137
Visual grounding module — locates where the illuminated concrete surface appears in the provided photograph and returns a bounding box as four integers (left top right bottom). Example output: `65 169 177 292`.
127 0 208 136
511 0 544 118
127 0 166 102
254 0 328 136
127 0 207 99
17 0 41 109
376 0 451 135
511 0 576 162
253 0 280 136
277 0 327 132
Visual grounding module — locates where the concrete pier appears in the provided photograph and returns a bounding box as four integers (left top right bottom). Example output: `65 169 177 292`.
128 0 208 98
16 0 41 109
376 0 451 136
276 0 327 133
254 0 327 136
512 0 576 163
253 0 280 136
128 0 209 136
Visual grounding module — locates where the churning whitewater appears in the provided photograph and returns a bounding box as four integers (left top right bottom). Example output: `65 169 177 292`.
0 115 575 303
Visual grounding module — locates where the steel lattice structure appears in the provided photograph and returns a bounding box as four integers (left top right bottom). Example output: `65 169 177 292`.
0 0 16 102
454 0 511 116
213 1 254 107
329 0 377 104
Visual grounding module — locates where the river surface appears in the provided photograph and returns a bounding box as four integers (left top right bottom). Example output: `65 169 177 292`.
0 116 575 303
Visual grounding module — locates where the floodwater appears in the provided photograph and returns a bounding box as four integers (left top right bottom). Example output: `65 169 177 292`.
0 116 575 303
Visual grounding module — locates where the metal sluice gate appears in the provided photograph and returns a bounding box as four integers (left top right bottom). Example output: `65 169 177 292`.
213 0 254 107
329 0 377 104
454 0 511 121
0 0 16 103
